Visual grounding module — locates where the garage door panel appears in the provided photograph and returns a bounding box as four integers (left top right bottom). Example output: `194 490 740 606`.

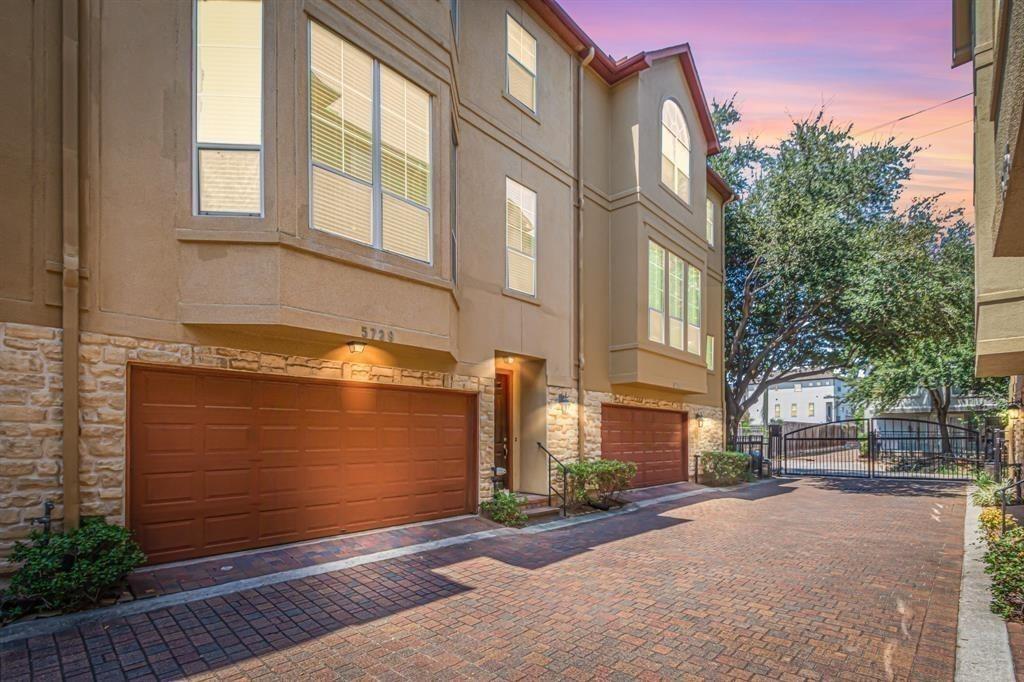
131 366 474 564
601 405 686 488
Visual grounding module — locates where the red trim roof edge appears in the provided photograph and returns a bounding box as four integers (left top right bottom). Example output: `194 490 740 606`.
706 166 734 201
522 0 722 155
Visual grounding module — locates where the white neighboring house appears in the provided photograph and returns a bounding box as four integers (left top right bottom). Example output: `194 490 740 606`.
870 388 999 428
744 372 854 426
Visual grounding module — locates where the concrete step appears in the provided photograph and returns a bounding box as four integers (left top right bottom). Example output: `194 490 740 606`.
516 493 551 509
523 505 561 520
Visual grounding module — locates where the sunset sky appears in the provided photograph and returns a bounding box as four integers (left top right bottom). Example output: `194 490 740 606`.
560 0 974 221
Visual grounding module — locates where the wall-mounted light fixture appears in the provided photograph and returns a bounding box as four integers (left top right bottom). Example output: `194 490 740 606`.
1008 401 1022 421
347 340 366 354
695 413 705 429
504 355 515 365
556 392 571 415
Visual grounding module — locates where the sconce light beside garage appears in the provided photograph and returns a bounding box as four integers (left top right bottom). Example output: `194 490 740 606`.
557 392 571 415
695 413 705 429
347 340 367 354
504 355 515 365
1009 401 1022 421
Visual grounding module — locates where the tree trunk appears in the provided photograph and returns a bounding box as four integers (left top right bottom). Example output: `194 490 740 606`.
929 387 953 455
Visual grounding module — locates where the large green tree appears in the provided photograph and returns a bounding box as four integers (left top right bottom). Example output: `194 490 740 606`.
843 215 1008 450
711 99 944 443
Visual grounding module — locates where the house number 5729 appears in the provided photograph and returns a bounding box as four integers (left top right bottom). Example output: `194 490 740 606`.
361 326 395 342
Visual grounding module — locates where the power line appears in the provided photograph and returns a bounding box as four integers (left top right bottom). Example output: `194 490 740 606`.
856 92 972 136
910 119 972 141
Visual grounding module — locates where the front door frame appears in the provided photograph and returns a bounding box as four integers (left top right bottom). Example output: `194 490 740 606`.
494 368 514 491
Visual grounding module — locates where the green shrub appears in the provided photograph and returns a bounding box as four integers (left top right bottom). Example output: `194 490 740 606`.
563 459 637 505
1 518 146 621
983 526 1024 622
972 471 1001 507
980 507 1018 543
699 451 752 486
480 490 528 528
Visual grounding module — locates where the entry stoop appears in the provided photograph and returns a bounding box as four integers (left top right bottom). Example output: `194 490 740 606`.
517 492 561 520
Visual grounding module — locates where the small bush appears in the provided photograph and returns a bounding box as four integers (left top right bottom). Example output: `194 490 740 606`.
480 490 528 528
984 527 1024 622
972 471 1001 507
699 451 752 486
1 518 146 621
563 459 637 505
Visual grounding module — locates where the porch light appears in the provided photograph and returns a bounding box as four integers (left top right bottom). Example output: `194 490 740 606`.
504 355 515 365
1009 401 1022 421
557 392 571 415
696 413 705 429
347 340 366 354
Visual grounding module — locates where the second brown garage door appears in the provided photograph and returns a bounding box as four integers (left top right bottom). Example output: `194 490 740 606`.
600 405 687 488
129 365 476 564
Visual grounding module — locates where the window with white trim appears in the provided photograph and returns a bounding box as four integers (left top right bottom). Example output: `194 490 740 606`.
195 0 263 215
649 239 703 355
808 402 816 417
309 22 432 263
790 403 797 418
774 403 781 419
660 100 690 202
706 334 714 371
687 264 702 354
706 198 715 246
648 241 665 343
506 15 537 112
505 178 537 296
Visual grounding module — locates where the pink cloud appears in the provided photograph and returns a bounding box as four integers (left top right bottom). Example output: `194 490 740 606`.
559 0 974 221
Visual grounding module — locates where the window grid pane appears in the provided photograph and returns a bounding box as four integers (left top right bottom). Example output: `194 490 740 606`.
687 265 701 354
196 0 262 215
660 100 690 202
506 178 537 296
706 198 715 245
706 335 714 371
506 15 537 111
308 20 432 264
668 254 684 350
648 241 665 343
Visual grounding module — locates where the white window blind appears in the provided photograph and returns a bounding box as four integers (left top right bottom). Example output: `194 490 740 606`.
506 15 537 112
195 0 262 215
706 198 715 246
648 241 665 343
506 178 537 296
668 254 684 350
660 100 690 203
687 264 701 354
309 22 432 263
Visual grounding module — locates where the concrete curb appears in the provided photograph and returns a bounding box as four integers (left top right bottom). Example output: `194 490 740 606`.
954 486 1015 681
0 477 778 644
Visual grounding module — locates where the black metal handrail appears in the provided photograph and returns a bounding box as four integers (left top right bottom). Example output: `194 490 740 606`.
537 442 568 516
999 474 1023 534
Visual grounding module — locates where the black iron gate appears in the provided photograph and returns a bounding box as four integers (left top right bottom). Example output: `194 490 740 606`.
781 418 989 481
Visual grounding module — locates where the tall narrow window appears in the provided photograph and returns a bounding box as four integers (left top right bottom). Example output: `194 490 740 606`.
706 198 715 246
506 15 537 112
647 241 665 343
790 403 797 418
668 254 684 350
660 100 690 202
705 335 714 371
506 178 537 296
686 265 701 354
195 0 263 215
808 402 816 417
309 22 432 263
450 128 458 284
774 403 781 419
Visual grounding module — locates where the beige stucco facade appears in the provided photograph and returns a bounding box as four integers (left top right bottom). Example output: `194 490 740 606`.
954 0 1024 460
0 0 726 559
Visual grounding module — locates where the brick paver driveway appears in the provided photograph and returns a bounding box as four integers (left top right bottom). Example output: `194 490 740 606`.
1 478 966 681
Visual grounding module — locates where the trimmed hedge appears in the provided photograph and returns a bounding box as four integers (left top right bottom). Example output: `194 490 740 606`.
699 451 752 486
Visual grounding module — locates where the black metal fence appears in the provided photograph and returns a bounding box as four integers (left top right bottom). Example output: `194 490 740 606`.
729 435 769 478
779 418 995 481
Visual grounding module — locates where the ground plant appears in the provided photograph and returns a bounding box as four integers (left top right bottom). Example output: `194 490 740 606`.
971 471 1001 507
983 526 1024 622
700 451 752 486
563 459 637 506
480 490 528 528
979 507 1018 542
1 518 146 622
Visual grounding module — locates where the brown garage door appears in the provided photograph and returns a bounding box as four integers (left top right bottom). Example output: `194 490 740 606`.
600 405 687 488
129 365 476 564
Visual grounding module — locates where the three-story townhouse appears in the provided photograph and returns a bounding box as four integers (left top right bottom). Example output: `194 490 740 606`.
0 0 729 565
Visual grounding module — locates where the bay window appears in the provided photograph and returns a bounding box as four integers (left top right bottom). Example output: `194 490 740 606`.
309 21 432 263
648 239 703 357
195 0 263 216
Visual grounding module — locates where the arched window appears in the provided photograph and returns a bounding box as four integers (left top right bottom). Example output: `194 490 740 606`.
660 100 690 202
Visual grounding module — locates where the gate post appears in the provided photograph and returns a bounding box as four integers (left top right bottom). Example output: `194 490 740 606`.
768 424 783 475
868 419 876 478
